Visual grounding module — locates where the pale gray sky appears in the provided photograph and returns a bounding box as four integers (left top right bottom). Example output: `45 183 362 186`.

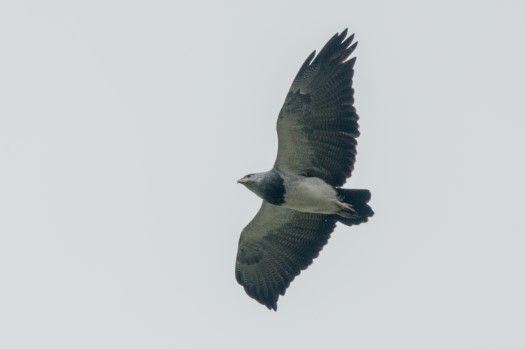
1 1 524 348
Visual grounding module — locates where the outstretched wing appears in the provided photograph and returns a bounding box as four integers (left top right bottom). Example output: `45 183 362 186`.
235 202 337 310
274 29 359 187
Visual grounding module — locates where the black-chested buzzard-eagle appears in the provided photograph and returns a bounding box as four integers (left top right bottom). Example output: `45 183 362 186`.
236 29 374 310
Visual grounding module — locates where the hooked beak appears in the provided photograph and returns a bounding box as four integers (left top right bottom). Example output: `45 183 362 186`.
237 176 250 184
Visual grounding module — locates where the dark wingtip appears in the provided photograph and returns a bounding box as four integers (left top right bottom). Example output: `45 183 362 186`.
341 33 354 48
263 298 278 311
308 50 316 61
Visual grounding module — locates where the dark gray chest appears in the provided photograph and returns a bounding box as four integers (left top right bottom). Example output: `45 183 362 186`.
258 171 286 206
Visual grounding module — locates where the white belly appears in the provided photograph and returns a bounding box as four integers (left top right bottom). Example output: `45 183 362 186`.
282 176 340 214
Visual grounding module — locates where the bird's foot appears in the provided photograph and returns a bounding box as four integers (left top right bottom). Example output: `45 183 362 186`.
336 201 357 218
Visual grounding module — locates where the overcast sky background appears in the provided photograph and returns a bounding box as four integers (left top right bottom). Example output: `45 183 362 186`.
1 1 524 348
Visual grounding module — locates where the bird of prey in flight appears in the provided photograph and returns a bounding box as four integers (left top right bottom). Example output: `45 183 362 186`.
236 29 373 310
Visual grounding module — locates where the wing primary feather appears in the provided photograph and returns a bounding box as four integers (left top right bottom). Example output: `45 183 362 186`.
341 33 354 48
292 50 316 88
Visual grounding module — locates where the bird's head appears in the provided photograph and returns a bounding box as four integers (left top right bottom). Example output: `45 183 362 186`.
237 170 285 205
237 172 271 195
237 173 260 186
238 173 263 198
